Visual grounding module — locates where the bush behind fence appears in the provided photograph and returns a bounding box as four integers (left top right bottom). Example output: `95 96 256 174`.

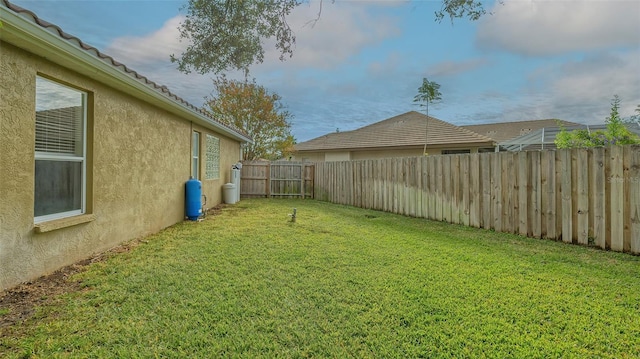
314 145 640 254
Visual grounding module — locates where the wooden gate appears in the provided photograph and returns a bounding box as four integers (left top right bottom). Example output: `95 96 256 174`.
240 161 314 199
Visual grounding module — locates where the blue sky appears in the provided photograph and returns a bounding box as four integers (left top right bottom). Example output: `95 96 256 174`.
11 0 640 142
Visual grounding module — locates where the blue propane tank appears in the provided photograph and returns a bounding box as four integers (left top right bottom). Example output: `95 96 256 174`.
185 177 202 221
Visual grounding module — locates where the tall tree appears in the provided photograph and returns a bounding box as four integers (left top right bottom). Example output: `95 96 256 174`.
206 77 295 160
173 0 489 75
413 78 442 155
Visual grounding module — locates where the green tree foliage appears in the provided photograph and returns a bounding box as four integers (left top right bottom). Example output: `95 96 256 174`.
413 78 442 155
206 77 295 160
435 0 488 23
172 0 298 75
555 95 640 149
173 0 489 75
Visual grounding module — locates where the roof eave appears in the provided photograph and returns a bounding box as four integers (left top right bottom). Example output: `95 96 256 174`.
295 141 496 152
0 4 252 144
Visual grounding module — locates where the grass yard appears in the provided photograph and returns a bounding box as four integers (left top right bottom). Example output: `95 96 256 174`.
1 199 639 358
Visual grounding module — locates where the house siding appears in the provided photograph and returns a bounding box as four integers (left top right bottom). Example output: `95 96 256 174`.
0 42 241 290
294 145 491 162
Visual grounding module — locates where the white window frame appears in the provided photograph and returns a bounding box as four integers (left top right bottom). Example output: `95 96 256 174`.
192 131 200 180
34 76 87 223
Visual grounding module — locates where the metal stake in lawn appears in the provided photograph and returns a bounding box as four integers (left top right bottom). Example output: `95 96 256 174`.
289 208 297 223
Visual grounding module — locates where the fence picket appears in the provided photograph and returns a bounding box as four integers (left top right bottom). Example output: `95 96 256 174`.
576 149 589 245
518 152 528 236
610 146 624 251
492 153 503 232
630 145 640 254
480 153 492 229
468 154 479 227
560 149 573 243
530 151 542 238
591 147 606 249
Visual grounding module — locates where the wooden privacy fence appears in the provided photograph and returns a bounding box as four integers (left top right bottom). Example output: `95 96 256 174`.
241 161 314 199
314 145 640 254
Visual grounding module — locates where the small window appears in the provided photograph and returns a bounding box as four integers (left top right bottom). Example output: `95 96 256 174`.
442 149 471 155
192 131 200 179
34 77 87 223
478 147 496 153
205 134 220 180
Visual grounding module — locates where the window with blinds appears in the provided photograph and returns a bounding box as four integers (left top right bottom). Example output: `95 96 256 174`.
35 106 84 155
34 76 87 222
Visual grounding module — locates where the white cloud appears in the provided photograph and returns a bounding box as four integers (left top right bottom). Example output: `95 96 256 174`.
256 1 401 70
477 0 640 55
104 1 399 72
105 16 186 66
493 51 640 124
99 1 401 111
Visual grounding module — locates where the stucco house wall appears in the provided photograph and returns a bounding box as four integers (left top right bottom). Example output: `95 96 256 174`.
0 2 249 290
348 146 491 160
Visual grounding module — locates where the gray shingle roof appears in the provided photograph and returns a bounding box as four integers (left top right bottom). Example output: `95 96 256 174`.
295 111 495 152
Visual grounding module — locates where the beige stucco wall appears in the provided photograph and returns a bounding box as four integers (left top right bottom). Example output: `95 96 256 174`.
325 151 351 162
294 152 324 162
0 42 241 290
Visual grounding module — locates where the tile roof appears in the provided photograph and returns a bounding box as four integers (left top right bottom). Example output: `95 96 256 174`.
295 111 495 152
0 0 250 140
462 119 580 143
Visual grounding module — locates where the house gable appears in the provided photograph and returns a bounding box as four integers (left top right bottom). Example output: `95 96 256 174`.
295 111 495 154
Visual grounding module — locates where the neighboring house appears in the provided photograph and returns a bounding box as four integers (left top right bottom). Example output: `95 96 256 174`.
293 111 496 162
0 1 251 290
462 119 580 151
497 123 640 151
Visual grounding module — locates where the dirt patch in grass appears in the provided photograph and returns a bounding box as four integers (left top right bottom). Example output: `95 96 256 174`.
0 259 89 329
0 243 136 331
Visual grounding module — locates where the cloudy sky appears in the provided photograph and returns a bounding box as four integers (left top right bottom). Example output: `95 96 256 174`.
11 0 640 142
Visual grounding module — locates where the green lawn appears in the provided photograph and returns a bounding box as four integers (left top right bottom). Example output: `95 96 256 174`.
1 199 639 358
